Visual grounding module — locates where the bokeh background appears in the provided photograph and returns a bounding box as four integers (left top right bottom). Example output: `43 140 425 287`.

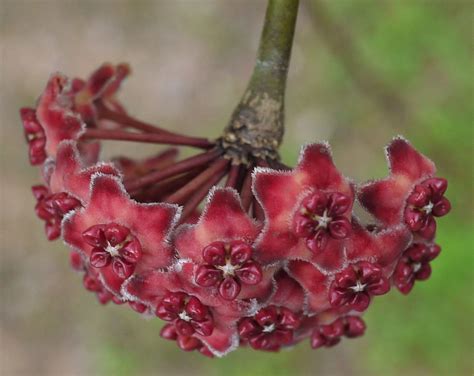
1 0 472 375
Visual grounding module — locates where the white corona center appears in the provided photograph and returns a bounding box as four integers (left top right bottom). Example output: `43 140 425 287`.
422 201 434 215
217 260 237 277
314 210 332 229
262 323 276 333
105 242 120 258
412 263 422 273
179 311 192 322
350 280 367 293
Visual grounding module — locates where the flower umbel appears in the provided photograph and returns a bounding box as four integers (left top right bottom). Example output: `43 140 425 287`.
20 2 450 356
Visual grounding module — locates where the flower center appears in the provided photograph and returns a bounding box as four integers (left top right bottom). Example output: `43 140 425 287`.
421 201 434 215
350 280 366 293
412 263 422 273
312 210 332 229
217 260 238 277
178 311 192 322
105 242 120 258
262 323 276 333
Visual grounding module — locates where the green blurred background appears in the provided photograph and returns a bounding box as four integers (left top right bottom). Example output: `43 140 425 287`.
1 1 472 375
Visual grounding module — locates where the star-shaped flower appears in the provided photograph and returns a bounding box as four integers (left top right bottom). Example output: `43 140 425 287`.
174 188 274 301
359 137 451 240
63 174 180 295
123 266 248 357
253 143 354 271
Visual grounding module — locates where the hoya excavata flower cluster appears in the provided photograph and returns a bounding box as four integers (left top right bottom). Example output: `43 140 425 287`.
21 63 450 357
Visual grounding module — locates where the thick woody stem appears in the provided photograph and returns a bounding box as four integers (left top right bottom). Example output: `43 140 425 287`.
221 0 299 163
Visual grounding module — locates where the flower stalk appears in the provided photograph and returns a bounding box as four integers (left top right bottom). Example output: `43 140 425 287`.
221 0 300 163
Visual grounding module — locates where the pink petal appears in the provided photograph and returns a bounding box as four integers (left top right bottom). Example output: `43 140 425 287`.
297 143 351 194
253 224 298 264
252 168 302 224
121 270 179 305
346 221 412 269
387 137 436 181
99 266 128 295
174 188 260 262
195 319 239 356
301 237 346 272
359 177 409 225
286 260 330 314
36 73 85 158
270 272 305 312
49 140 118 202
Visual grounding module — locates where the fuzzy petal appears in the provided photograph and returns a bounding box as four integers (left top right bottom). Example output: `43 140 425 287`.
297 143 350 193
270 272 305 312
358 137 437 225
174 188 260 262
36 73 85 158
358 177 410 225
63 174 180 294
121 270 180 305
387 137 436 181
49 140 119 202
253 143 353 265
286 260 330 314
346 221 412 269
196 320 239 357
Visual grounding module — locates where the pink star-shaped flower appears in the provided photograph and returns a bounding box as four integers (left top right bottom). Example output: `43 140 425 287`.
63 174 180 295
174 188 274 301
237 272 304 352
359 137 451 240
31 140 119 241
123 266 249 357
253 143 354 271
